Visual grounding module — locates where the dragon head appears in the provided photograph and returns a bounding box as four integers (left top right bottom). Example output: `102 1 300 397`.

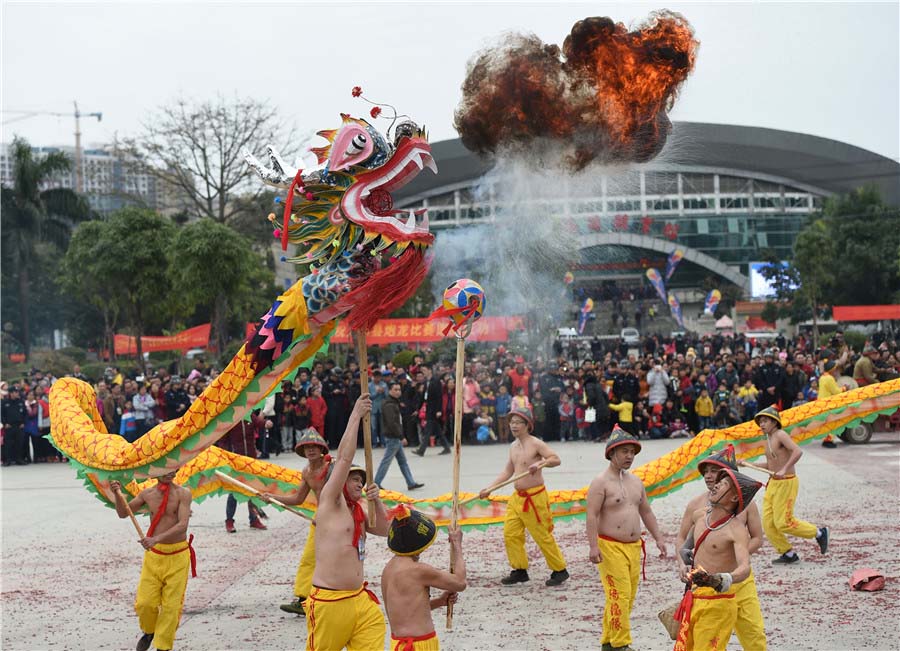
245 112 437 340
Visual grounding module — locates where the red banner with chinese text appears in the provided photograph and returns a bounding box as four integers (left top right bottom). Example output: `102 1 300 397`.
114 324 211 355
330 317 515 344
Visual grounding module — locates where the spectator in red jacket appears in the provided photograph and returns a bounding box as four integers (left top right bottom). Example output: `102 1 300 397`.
306 386 328 442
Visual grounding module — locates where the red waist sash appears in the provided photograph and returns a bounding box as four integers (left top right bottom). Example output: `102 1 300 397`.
516 485 547 523
391 630 437 651
149 533 197 577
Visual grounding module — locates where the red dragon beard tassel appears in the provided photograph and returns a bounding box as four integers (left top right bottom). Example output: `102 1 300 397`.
342 247 432 332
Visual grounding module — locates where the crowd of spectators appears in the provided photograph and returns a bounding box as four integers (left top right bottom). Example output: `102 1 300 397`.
2 330 899 467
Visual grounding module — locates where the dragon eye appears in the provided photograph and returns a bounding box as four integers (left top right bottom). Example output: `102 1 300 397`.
346 134 368 156
328 124 376 172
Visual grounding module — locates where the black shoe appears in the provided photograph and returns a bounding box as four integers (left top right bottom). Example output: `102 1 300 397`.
279 598 305 615
407 482 425 490
412 449 425 457
817 526 830 554
136 632 154 651
546 569 570 586
822 439 837 449
501 569 530 585
439 448 451 455
772 552 800 564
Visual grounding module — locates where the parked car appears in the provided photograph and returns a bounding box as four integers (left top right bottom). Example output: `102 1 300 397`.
620 327 640 344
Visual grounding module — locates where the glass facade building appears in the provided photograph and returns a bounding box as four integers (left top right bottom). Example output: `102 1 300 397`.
394 122 899 295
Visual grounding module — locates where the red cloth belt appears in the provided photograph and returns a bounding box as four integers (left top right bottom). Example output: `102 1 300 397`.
597 534 647 580
516 485 547 523
149 533 197 578
391 631 436 651
308 581 381 605
765 473 796 487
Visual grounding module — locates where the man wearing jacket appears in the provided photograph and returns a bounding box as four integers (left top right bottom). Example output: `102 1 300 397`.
374 383 424 490
413 364 451 456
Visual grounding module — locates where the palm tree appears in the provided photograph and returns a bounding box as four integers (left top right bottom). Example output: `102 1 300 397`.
1 136 93 360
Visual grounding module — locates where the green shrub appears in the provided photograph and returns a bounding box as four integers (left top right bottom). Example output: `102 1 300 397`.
843 331 867 353
391 349 417 369
57 347 88 363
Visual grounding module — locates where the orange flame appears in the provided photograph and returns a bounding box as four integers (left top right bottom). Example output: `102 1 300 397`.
455 11 698 169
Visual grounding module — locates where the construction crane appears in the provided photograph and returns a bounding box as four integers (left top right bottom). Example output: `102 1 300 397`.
1 101 103 193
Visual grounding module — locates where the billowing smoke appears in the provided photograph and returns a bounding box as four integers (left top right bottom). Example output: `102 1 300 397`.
430 157 588 326
454 10 698 170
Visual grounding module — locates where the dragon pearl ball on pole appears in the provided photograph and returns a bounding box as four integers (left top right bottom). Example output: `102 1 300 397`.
428 278 485 630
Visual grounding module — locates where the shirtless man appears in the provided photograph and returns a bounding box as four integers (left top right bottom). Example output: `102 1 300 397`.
677 445 766 651
381 506 467 650
110 472 194 651
303 394 389 651
478 406 569 587
673 467 762 651
586 425 668 651
743 406 829 564
262 427 332 616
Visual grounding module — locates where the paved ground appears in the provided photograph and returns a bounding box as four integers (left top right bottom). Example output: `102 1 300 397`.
2 431 899 650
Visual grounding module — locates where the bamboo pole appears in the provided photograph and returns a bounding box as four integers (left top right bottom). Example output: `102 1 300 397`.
446 334 466 629
354 331 376 527
459 461 550 507
113 487 146 539
738 460 775 477
214 470 313 521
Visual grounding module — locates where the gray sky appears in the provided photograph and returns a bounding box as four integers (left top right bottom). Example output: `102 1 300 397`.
3 2 898 161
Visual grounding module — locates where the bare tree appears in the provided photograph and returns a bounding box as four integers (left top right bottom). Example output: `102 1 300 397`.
123 95 297 224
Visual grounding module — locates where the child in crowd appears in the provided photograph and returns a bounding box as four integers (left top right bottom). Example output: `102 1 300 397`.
648 403 667 440
712 399 732 429
669 415 691 438
695 387 714 432
739 379 759 416
511 386 531 411
558 393 576 441
632 399 650 439
119 400 138 442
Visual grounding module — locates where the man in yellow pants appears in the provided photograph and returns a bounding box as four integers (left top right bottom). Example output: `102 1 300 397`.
110 472 195 651
262 428 332 616
479 406 569 587
677 445 767 650
742 406 829 564
675 466 762 651
586 426 668 651
304 395 389 651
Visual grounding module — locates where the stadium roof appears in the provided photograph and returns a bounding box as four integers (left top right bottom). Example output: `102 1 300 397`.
396 122 900 205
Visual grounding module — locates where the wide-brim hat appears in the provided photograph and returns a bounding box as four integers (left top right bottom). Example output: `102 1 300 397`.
716 468 762 515
698 444 738 475
508 406 534 431
754 406 782 429
347 464 367 484
605 425 642 459
294 428 329 457
325 462 367 485
387 504 437 556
